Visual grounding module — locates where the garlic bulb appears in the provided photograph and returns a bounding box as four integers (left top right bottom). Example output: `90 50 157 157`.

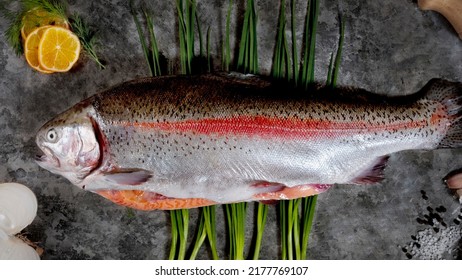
418 0 462 39
0 183 38 236
0 183 40 260
0 229 40 260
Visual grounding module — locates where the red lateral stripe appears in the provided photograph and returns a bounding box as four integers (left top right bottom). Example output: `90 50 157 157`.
114 115 430 138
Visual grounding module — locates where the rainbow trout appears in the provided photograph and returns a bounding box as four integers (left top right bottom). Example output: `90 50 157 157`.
35 73 462 210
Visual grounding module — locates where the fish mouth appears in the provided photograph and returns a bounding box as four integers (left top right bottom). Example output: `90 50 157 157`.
35 146 60 169
35 153 46 162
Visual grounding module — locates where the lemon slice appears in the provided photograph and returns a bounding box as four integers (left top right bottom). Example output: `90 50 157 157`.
24 26 54 74
21 8 69 41
38 26 81 72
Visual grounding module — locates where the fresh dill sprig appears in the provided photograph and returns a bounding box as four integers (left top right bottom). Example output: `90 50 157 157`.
4 10 25 55
69 14 105 69
2 0 104 69
6 22 23 56
22 0 68 21
2 0 69 56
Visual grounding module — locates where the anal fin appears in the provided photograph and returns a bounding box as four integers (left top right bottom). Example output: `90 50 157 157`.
351 156 389 185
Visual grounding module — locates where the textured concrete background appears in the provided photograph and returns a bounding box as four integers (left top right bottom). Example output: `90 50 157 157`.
0 0 461 259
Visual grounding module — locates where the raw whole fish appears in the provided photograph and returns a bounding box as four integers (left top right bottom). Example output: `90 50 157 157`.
35 73 462 210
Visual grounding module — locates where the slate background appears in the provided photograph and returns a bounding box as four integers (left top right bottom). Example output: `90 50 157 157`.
0 0 461 259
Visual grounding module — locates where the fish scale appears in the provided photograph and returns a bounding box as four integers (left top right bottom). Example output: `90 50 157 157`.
35 73 462 210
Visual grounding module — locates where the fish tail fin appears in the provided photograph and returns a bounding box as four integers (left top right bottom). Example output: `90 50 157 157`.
423 79 462 148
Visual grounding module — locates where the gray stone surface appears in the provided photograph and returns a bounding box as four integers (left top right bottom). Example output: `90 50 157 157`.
0 0 461 259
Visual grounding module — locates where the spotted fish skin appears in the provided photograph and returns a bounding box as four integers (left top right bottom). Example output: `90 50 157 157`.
35 73 462 210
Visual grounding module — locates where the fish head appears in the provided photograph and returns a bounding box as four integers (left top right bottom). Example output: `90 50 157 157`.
35 103 101 187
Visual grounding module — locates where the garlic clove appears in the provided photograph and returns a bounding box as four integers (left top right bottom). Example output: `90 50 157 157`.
0 230 40 260
418 0 462 39
0 183 38 236
445 171 462 189
456 190 462 205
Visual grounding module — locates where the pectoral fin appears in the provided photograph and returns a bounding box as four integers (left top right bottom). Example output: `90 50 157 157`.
96 190 216 210
102 168 152 186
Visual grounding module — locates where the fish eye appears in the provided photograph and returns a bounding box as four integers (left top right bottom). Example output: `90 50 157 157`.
46 129 58 143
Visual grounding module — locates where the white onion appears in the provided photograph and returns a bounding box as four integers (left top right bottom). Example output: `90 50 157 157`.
0 183 40 260
0 229 40 260
0 183 38 236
